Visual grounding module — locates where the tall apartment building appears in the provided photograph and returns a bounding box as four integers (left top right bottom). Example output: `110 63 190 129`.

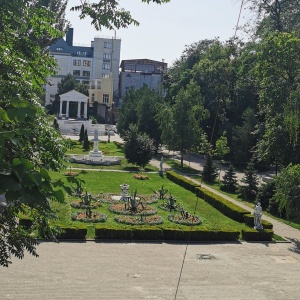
45 28 121 107
119 59 168 102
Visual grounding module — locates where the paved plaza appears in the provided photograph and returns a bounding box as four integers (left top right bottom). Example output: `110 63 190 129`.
1 241 300 299
2 133 299 299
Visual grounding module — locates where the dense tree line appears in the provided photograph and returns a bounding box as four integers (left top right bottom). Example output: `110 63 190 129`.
117 0 300 218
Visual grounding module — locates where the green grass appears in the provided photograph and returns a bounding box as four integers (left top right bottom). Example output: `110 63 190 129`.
163 158 200 175
50 171 249 238
65 140 124 156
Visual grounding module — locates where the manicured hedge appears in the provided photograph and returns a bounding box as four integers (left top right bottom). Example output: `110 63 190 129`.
166 171 201 193
162 229 240 241
241 228 274 241
244 214 273 229
57 226 87 240
95 228 132 240
195 187 250 222
95 227 240 241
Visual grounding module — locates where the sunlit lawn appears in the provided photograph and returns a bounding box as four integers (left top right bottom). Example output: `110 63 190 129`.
50 171 248 238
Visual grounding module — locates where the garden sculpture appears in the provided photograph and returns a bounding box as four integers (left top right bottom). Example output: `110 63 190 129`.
253 202 263 230
167 194 177 212
125 190 144 213
159 156 164 175
157 185 168 200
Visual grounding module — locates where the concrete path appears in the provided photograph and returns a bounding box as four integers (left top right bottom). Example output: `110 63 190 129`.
1 241 300 299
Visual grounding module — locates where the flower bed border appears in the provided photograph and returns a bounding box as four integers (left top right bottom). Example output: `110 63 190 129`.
168 214 202 226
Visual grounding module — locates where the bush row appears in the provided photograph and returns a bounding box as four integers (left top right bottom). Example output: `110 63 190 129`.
95 227 240 241
241 229 274 241
243 214 273 229
166 171 200 193
56 226 87 240
195 186 250 222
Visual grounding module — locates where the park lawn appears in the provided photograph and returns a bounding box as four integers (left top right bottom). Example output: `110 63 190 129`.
50 170 249 238
65 140 124 156
163 158 200 175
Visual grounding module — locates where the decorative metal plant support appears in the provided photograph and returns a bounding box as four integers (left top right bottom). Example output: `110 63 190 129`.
167 194 177 212
72 179 84 196
157 185 168 200
125 190 144 213
81 191 92 218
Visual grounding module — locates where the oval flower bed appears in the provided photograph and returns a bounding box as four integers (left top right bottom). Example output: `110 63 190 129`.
132 174 149 180
168 214 202 226
115 215 163 225
71 211 107 223
109 203 157 216
70 200 101 209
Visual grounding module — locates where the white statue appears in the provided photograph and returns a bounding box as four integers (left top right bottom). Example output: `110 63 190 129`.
159 156 164 175
253 202 263 230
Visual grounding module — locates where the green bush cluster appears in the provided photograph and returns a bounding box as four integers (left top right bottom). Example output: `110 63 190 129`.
166 171 200 193
95 226 240 241
57 226 87 239
195 187 249 222
241 229 274 241
243 214 273 229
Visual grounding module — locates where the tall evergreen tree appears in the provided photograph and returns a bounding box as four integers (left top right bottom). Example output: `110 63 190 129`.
239 161 259 201
202 155 218 182
83 129 90 151
221 164 238 193
79 124 85 142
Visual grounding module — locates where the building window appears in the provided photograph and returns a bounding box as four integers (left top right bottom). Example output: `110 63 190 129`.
103 53 111 60
73 60 81 66
97 81 101 89
104 42 111 49
83 71 90 77
103 94 109 104
83 60 91 67
102 73 110 78
83 80 89 86
73 70 80 76
56 47 63 51
91 93 95 102
102 63 110 70
77 50 87 56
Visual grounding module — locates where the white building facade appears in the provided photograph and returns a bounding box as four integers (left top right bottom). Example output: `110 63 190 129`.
45 28 121 107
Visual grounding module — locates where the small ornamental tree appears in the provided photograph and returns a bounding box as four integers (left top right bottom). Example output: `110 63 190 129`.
257 181 276 210
239 161 259 201
221 164 238 193
79 124 84 142
202 154 218 182
83 129 90 151
123 124 155 170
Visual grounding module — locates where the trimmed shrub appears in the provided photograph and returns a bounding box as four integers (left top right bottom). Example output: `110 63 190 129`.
162 229 240 241
243 214 273 229
241 228 274 241
132 228 163 240
166 171 200 193
57 226 87 239
95 227 132 240
195 187 250 222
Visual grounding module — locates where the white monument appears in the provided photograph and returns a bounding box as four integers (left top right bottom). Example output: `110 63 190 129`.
253 202 263 230
89 129 103 158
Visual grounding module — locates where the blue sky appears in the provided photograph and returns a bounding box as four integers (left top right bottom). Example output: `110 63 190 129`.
66 0 251 66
